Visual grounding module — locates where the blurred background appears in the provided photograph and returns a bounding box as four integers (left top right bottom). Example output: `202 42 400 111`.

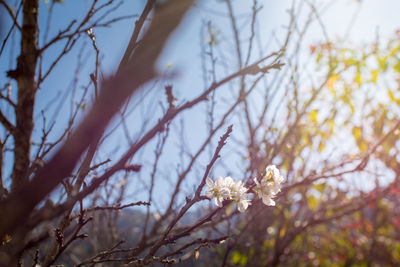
2 0 400 266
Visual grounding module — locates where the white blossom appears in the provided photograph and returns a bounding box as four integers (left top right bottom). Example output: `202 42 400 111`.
253 165 284 206
205 176 231 207
206 176 250 212
230 180 250 212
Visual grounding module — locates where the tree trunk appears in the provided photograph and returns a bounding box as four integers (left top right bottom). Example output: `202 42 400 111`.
11 0 39 190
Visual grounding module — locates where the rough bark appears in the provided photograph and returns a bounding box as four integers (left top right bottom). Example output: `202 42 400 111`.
10 0 39 190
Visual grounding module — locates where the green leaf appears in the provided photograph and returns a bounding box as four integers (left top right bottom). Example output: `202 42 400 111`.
316 52 322 64
231 251 241 264
231 251 248 266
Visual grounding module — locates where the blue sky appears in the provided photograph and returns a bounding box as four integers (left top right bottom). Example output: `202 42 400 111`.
1 0 400 206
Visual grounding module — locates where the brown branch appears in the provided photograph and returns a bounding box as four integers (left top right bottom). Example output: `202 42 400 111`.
159 236 228 261
0 0 22 32
56 56 275 226
118 0 155 71
85 201 150 213
44 215 92 266
139 125 232 265
0 110 16 134
10 0 39 190
0 0 22 56
0 0 194 249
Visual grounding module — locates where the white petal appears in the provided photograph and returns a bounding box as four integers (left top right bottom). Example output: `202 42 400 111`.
260 177 269 185
220 188 230 198
205 189 214 198
262 196 275 206
238 200 249 212
235 180 243 187
253 177 260 186
216 176 224 187
206 177 214 188
271 183 281 195
215 196 224 207
224 176 234 185
240 185 248 194
266 165 277 172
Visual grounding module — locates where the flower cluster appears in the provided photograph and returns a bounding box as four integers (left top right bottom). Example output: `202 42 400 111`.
253 165 284 206
205 165 284 212
205 176 250 212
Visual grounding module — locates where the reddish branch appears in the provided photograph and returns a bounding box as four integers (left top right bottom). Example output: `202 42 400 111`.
136 125 232 266
0 0 194 260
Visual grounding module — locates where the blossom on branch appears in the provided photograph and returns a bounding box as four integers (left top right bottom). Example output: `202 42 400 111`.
231 180 251 212
253 165 284 206
206 176 250 212
205 176 232 207
206 166 283 212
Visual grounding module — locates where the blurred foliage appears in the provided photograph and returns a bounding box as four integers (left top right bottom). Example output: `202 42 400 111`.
213 30 400 266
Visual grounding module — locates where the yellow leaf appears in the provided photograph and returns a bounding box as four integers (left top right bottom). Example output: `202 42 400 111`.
279 228 286 238
349 102 355 115
328 118 335 132
316 52 322 63
378 57 388 71
394 60 400 74
318 142 325 152
388 89 396 102
309 110 318 123
327 74 339 89
307 195 318 211
359 141 368 152
345 58 358 66
389 45 400 57
355 72 362 86
194 250 200 260
371 69 378 83
352 127 362 140
314 184 325 193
